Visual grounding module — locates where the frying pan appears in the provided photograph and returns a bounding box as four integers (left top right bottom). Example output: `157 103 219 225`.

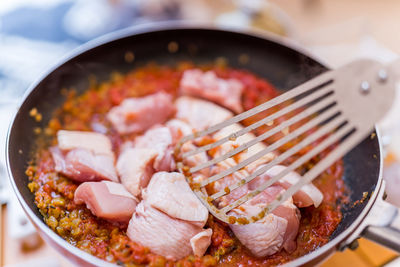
6 23 400 266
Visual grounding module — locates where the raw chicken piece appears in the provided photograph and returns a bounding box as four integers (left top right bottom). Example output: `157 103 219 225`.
135 126 175 172
166 119 209 173
252 165 324 208
224 175 300 256
214 162 300 255
57 130 114 158
272 201 300 252
211 158 250 208
107 92 175 134
116 147 158 197
180 69 244 113
143 172 208 226
127 202 205 260
249 185 300 253
239 141 276 174
181 142 209 171
229 203 287 257
52 130 118 182
190 229 212 257
166 119 194 143
212 123 276 173
51 147 118 182
175 96 233 131
167 118 212 145
74 181 137 223
212 123 252 157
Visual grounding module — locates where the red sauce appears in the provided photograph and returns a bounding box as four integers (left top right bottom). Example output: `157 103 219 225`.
27 62 346 266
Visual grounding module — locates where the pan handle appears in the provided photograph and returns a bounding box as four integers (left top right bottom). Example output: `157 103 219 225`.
362 225 400 252
357 191 400 253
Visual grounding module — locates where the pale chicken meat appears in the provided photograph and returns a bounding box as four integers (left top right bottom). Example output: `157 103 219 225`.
211 158 251 208
74 181 137 223
247 185 300 253
211 123 252 157
252 165 324 208
107 92 175 134
57 130 114 158
237 139 276 174
229 184 300 256
134 126 175 172
175 96 233 131
51 130 118 182
166 119 209 173
229 204 288 257
212 123 276 173
271 200 300 252
127 202 211 260
128 171 212 260
190 229 213 257
143 172 209 226
166 119 194 143
180 142 209 173
116 147 158 197
222 168 301 256
50 147 118 183
180 69 244 113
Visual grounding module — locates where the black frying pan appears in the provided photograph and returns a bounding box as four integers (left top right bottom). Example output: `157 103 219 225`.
6 23 400 266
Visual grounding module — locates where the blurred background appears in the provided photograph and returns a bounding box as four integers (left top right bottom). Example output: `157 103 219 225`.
1 0 400 266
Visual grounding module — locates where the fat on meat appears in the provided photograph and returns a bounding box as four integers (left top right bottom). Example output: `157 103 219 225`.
166 119 194 143
190 229 212 257
51 130 118 182
134 126 175 172
127 202 211 260
180 69 244 113
107 92 175 134
51 147 118 182
175 96 233 131
210 158 250 208
212 123 276 173
222 171 300 256
251 165 324 208
57 130 114 158
180 142 209 174
229 203 288 257
116 147 158 197
143 172 209 226
166 119 210 174
74 181 137 223
248 185 300 253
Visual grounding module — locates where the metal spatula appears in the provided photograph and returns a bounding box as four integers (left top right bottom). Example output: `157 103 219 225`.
176 59 396 225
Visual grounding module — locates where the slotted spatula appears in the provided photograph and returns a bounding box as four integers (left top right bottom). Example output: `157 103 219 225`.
176 59 396 225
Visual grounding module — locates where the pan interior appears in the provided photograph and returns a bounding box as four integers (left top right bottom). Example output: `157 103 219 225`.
8 27 380 252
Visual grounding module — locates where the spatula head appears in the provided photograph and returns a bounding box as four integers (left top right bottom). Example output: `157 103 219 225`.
176 59 395 225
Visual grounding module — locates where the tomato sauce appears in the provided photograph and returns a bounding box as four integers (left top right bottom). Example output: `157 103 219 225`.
26 62 346 266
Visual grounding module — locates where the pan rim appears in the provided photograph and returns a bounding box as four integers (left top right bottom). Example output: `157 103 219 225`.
5 21 383 267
